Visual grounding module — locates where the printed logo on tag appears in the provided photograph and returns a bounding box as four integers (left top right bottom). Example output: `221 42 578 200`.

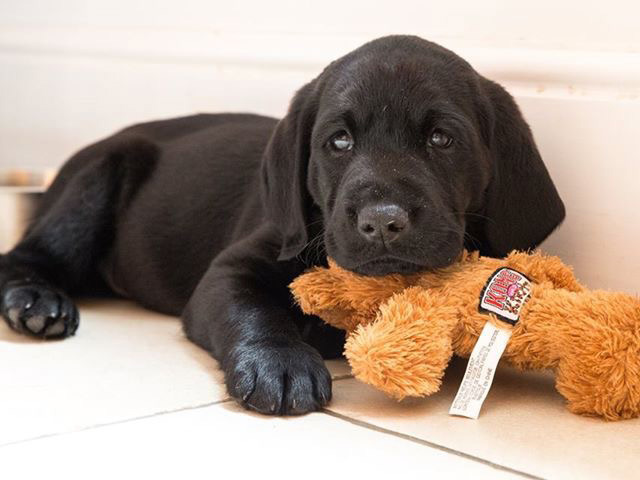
479 267 532 325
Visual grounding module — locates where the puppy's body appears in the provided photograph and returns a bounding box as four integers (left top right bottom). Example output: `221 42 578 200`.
0 36 565 415
102 113 278 315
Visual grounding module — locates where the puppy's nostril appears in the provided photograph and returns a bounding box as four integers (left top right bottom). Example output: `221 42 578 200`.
361 223 376 234
387 220 404 233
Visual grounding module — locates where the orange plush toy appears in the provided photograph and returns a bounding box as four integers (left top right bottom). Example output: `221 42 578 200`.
289 251 640 420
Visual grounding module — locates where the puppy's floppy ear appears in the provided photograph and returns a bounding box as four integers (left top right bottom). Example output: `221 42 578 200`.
477 79 565 257
261 81 318 261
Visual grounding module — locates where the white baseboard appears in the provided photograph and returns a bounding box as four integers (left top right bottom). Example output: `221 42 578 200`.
1 26 638 99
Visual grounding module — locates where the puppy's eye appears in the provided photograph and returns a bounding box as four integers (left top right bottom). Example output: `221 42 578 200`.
329 131 354 152
428 129 453 148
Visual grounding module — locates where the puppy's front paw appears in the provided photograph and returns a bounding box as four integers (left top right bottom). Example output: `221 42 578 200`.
1 281 79 339
226 339 332 415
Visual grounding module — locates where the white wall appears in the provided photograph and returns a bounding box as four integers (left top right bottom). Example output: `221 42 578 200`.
0 0 639 293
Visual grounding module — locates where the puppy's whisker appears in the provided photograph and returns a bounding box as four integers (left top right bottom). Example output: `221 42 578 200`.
448 211 497 225
304 218 325 229
312 230 327 262
463 232 481 248
299 228 326 265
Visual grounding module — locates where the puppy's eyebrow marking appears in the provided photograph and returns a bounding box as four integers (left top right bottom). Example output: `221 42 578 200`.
312 110 358 145
422 105 470 130
342 110 356 125
329 110 357 133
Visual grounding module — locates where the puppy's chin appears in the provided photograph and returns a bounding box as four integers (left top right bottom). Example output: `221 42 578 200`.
328 240 465 276
351 256 427 276
324 226 465 276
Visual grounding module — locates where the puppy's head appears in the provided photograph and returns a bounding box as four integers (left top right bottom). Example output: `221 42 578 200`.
262 36 564 275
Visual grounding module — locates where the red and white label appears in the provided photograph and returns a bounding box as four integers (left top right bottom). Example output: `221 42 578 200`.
479 267 532 324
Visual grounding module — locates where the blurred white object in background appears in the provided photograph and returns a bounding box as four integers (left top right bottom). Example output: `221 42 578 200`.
0 170 54 252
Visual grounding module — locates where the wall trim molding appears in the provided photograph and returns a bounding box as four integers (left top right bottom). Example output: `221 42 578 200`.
1 26 638 99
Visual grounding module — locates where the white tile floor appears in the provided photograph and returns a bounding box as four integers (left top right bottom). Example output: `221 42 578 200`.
2 300 639 479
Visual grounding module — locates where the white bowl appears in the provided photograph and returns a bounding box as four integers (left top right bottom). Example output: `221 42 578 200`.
0 170 55 253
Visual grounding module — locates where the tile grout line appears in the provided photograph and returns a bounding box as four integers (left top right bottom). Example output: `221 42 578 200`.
0 398 231 449
321 409 544 480
0 374 354 449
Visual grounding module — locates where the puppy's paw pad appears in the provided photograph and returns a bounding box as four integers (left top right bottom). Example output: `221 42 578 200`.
1 282 79 339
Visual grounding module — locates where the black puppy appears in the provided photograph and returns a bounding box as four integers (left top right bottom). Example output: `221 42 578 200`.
0 36 564 415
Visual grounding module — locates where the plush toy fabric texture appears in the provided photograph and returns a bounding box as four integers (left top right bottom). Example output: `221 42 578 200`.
290 251 640 420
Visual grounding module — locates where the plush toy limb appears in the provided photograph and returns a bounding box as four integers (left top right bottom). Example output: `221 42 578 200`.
289 259 412 331
555 291 640 420
505 251 584 292
345 286 460 399
507 288 640 420
290 265 360 330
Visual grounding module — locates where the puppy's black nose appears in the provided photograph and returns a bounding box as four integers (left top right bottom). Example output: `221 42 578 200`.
357 204 409 244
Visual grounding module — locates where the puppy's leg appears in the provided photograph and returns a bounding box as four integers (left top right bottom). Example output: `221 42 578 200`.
182 227 332 415
0 137 156 339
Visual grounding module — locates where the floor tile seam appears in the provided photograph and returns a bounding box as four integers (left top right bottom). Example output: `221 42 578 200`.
0 398 230 449
0 376 354 449
321 409 544 480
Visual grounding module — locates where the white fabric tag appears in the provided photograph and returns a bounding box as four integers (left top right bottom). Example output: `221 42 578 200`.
449 322 512 419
